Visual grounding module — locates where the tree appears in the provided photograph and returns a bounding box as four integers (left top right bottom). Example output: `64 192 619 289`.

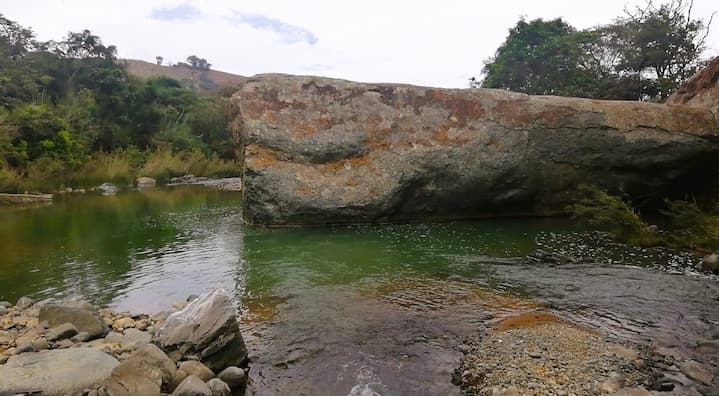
479 18 603 98
600 0 714 100
477 1 714 101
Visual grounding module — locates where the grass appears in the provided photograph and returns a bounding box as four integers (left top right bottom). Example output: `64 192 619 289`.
567 185 662 247
0 148 240 193
569 185 719 253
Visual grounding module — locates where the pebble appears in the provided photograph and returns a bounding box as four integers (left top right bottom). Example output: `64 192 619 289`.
16 296 35 309
179 360 215 382
217 366 247 389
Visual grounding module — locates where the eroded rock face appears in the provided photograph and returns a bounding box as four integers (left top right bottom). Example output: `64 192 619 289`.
234 72 719 225
155 289 248 372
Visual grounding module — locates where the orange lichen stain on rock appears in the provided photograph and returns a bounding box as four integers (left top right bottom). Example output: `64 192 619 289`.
294 185 317 198
493 311 563 332
293 123 317 139
246 145 280 169
322 155 372 172
317 114 333 130
433 126 471 145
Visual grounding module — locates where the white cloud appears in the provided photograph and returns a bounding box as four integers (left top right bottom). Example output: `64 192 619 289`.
2 0 718 88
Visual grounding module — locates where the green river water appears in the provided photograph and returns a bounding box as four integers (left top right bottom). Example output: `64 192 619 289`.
0 187 716 395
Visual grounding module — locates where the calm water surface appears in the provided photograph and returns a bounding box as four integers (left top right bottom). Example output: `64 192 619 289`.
0 188 717 395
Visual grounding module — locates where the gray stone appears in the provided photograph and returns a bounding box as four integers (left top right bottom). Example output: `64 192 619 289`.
47 322 79 341
72 331 91 342
155 289 248 372
136 176 157 189
16 296 35 309
0 306 7 315
171 375 212 396
39 301 109 340
679 360 713 386
103 343 176 396
207 378 231 396
0 301 12 308
31 337 50 351
172 369 189 391
706 326 719 340
179 360 215 382
0 348 119 395
14 341 35 354
98 182 118 195
217 366 247 389
234 71 719 226
105 328 151 352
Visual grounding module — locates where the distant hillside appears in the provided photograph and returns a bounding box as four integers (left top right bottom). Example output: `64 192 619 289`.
122 59 247 96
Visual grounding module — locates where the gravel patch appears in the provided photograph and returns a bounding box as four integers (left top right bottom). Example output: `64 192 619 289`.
455 313 654 396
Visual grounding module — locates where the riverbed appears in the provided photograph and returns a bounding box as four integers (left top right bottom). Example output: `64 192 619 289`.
0 187 716 394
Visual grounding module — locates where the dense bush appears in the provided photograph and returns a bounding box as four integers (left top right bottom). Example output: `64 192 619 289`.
0 15 239 192
569 185 719 252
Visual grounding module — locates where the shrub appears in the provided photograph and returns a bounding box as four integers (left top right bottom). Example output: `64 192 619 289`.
568 185 662 247
72 151 135 187
140 147 188 182
662 199 719 251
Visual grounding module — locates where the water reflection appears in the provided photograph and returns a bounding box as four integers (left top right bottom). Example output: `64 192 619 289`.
0 187 244 310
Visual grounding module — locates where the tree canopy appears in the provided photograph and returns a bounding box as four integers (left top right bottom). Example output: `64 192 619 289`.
476 0 714 101
0 14 237 192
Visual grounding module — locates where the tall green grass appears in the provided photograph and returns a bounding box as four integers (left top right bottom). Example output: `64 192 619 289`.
0 148 240 193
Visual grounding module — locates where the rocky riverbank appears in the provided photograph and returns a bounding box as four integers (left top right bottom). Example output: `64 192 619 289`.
0 289 249 396
455 312 717 396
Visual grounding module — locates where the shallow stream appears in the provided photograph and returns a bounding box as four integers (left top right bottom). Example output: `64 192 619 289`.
0 187 716 395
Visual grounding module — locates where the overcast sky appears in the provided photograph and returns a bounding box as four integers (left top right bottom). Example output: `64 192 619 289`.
3 0 718 88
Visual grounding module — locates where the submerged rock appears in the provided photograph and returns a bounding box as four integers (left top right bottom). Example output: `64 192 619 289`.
234 61 719 225
0 348 119 395
97 182 118 195
155 289 248 372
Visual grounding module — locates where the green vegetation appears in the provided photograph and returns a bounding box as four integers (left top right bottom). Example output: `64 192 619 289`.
0 15 239 193
475 0 713 101
569 185 719 252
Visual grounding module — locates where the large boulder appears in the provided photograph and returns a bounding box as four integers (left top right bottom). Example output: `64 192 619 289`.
0 348 119 395
39 301 109 340
233 66 719 225
155 289 248 372
103 344 177 396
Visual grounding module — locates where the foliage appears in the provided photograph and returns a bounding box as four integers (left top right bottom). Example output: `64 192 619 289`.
0 14 238 192
570 186 719 253
479 19 604 97
477 1 714 100
568 185 662 246
662 199 719 250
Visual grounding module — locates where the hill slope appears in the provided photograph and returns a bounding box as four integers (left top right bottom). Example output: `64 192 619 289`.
122 59 247 95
